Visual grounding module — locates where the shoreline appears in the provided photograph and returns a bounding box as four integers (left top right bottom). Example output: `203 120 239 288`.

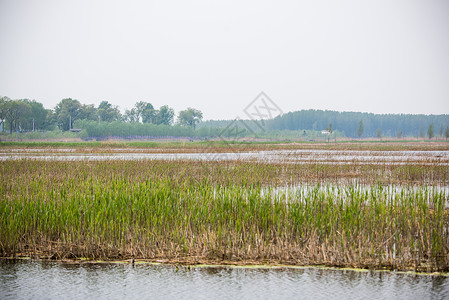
2 256 447 277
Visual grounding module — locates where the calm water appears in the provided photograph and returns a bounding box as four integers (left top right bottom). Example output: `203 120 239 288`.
1 149 449 165
1 260 448 299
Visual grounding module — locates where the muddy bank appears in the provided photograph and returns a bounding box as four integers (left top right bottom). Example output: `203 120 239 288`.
2 256 448 276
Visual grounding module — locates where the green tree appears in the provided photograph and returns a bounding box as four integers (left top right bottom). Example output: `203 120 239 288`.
97 101 121 122
124 108 139 122
177 107 203 129
141 108 156 123
376 128 382 139
445 126 449 141
80 104 98 122
4 100 31 134
0 96 9 132
427 124 434 139
357 119 364 138
54 98 83 131
134 101 154 123
326 123 333 142
154 105 175 126
23 99 48 131
44 110 57 130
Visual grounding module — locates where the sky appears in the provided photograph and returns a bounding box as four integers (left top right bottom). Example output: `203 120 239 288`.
1 0 448 120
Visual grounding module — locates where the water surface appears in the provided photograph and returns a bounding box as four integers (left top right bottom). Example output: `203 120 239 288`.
1 260 448 299
1 149 448 165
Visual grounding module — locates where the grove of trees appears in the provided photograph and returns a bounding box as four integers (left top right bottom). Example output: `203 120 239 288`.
0 97 51 133
0 96 204 138
177 107 203 129
266 109 449 138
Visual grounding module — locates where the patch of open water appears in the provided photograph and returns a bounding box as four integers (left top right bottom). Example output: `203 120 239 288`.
1 260 448 300
1 149 448 165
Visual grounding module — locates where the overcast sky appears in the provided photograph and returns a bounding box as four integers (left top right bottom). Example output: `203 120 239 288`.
1 0 448 120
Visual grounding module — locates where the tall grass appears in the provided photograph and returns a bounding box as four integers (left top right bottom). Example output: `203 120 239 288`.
1 159 448 271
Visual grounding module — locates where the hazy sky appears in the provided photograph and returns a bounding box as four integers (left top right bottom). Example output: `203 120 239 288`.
1 0 448 120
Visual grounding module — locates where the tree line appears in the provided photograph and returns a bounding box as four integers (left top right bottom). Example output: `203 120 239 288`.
267 109 449 139
2 96 449 139
0 97 203 136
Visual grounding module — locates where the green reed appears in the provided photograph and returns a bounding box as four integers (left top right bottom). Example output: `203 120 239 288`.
1 159 448 271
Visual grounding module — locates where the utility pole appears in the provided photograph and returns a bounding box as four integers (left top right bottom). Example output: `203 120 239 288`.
69 115 72 130
32 118 35 132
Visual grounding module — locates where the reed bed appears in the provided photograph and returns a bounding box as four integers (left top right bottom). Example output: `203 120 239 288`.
1 159 449 272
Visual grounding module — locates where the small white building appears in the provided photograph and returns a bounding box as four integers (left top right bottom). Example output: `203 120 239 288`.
321 130 330 135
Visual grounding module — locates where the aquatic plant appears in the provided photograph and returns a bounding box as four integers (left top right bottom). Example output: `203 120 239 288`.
1 159 448 272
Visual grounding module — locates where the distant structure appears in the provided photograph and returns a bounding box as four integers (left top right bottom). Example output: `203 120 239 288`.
321 130 331 135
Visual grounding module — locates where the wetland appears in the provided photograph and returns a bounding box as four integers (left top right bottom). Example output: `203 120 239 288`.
1 141 449 273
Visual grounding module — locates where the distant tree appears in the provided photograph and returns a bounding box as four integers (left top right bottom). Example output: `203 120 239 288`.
54 98 83 131
326 123 333 142
4 100 31 133
439 124 444 138
134 101 154 123
154 105 175 126
45 110 57 130
420 128 424 138
23 99 48 131
97 101 121 122
80 104 98 121
124 108 139 122
19 101 32 132
445 127 449 141
141 108 156 123
427 124 434 140
357 119 364 138
135 101 148 120
177 107 203 129
0 96 9 132
376 128 382 139
397 131 402 139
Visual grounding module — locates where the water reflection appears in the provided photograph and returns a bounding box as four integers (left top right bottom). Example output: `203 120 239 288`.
1 260 448 300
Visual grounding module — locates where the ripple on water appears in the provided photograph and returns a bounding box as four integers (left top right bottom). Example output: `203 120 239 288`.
1 260 449 300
